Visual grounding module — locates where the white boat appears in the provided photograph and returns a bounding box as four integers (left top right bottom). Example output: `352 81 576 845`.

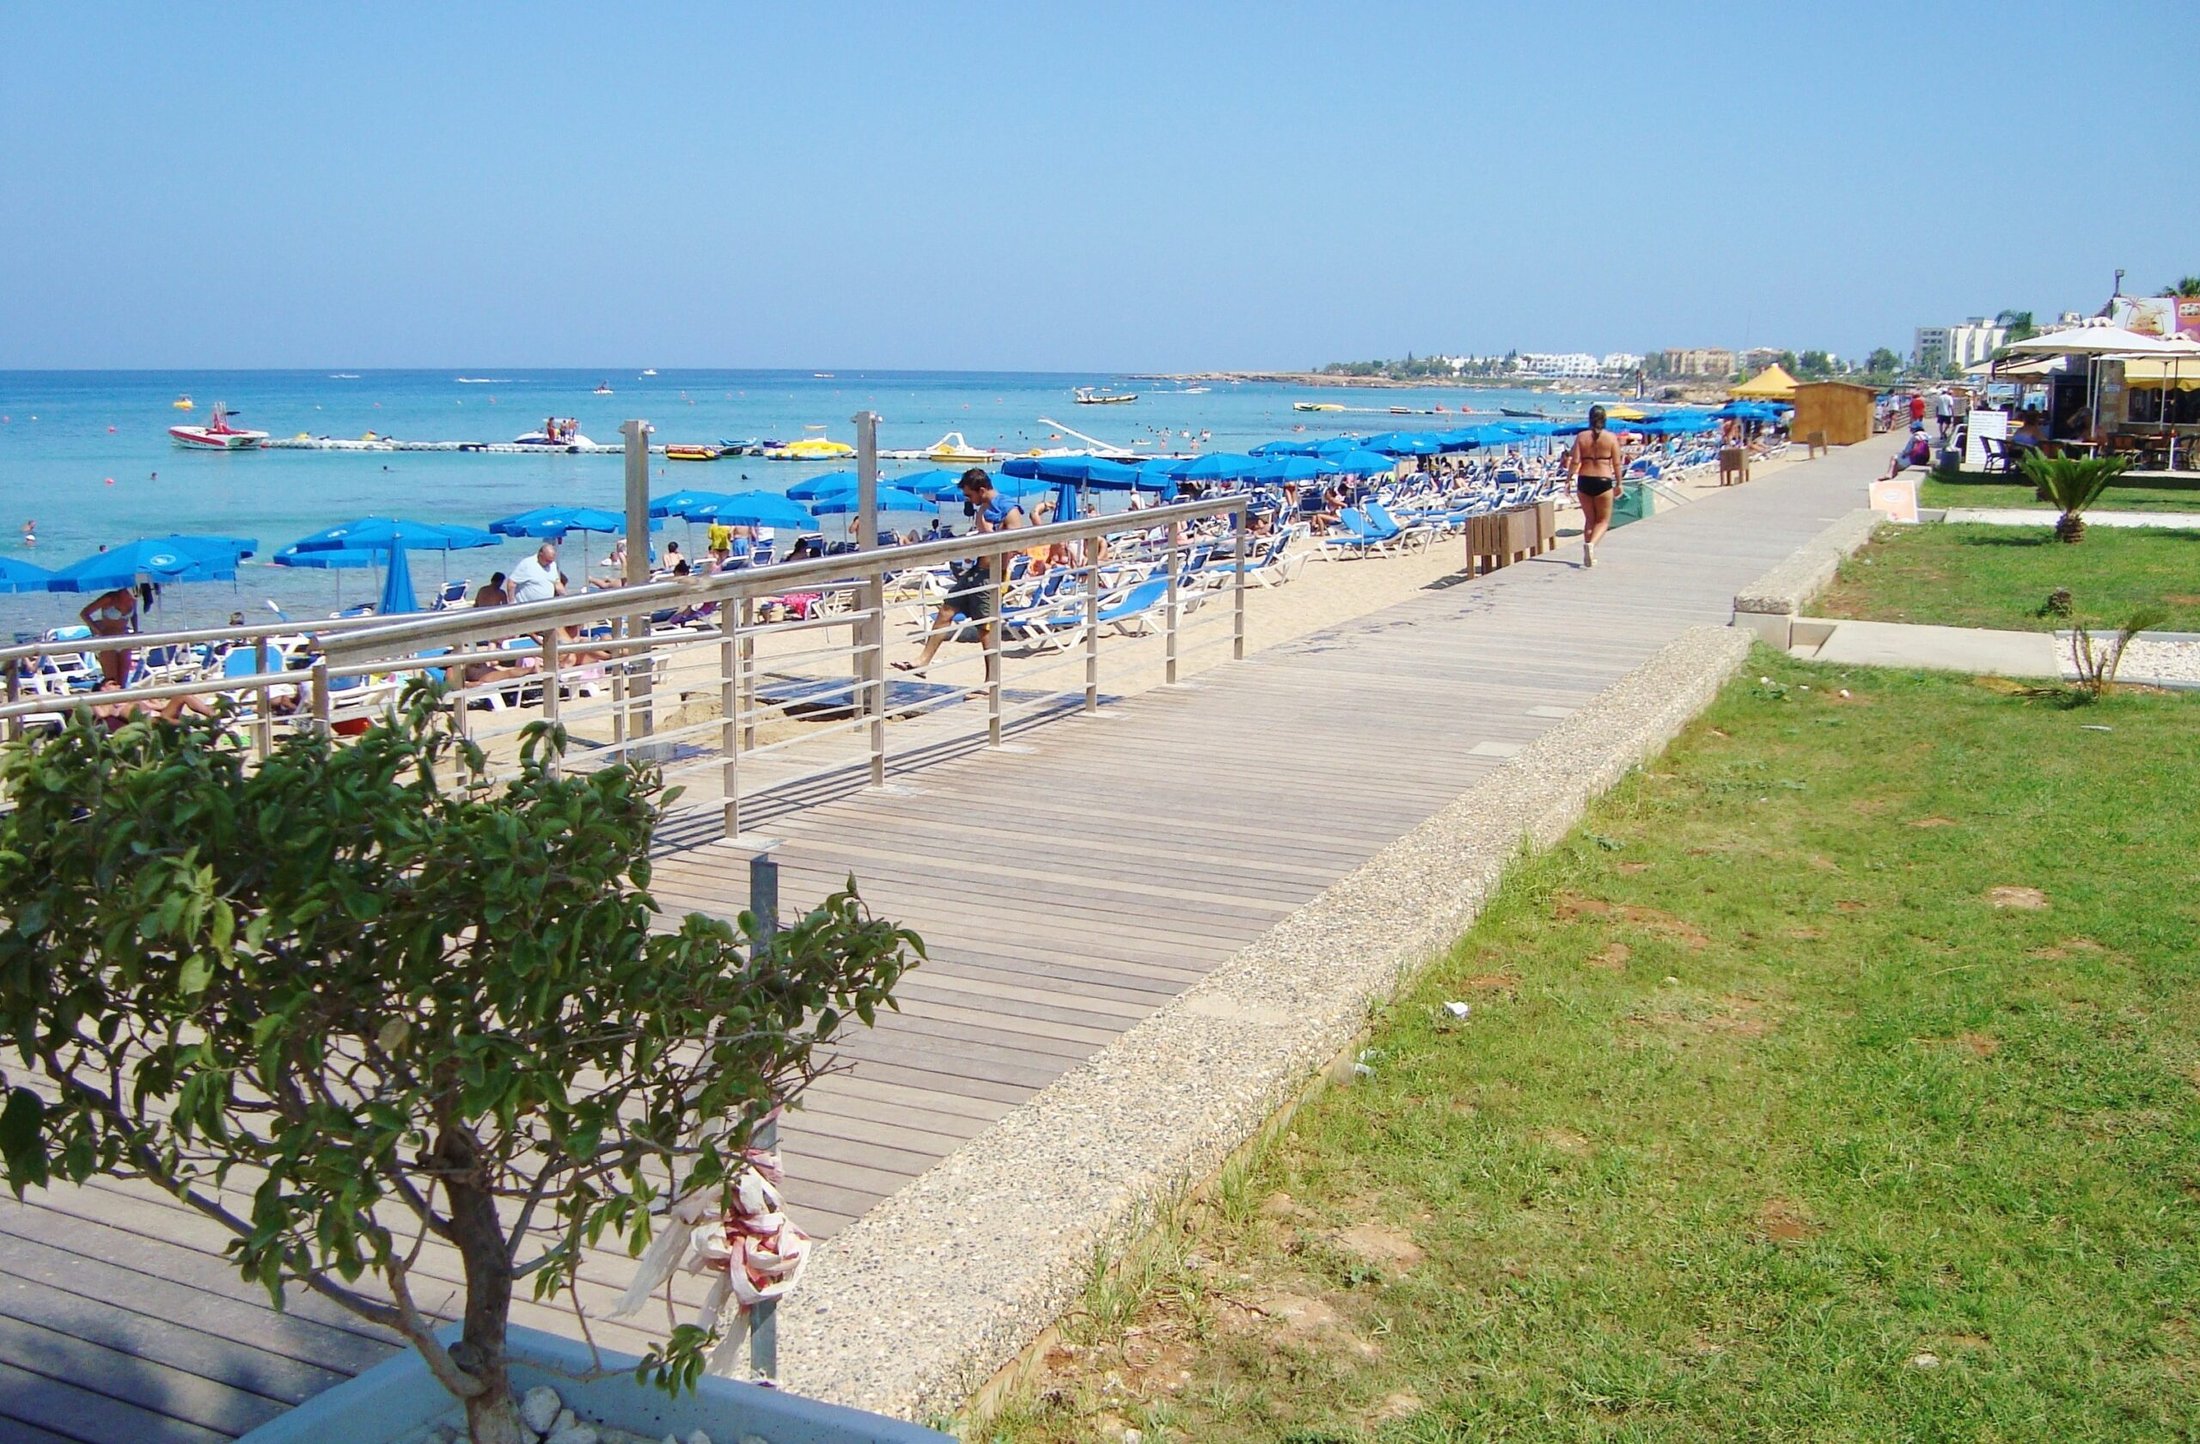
513 417 595 448
593 381 614 394
169 403 268 450
1073 386 1137 405
923 431 1005 464
640 368 658 377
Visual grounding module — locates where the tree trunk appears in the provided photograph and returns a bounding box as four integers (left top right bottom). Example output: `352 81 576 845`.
440 1127 526 1444
2056 511 2085 544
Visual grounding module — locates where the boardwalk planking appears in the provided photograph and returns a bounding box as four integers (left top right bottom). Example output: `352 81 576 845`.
1 451 1880 1439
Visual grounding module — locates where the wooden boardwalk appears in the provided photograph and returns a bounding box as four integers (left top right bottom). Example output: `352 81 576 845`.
0 451 1877 1441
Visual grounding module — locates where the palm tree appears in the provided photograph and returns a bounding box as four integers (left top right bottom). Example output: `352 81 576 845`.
2160 277 2200 298
2019 450 2128 543
1995 309 2038 344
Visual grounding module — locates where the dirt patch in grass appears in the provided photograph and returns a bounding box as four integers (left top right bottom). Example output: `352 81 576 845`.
1987 885 2049 909
1757 1198 1818 1244
1908 815 1959 829
1587 941 1632 971
1556 893 1709 948
1325 1222 1425 1275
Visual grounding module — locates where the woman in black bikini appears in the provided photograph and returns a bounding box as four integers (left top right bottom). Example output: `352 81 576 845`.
1565 405 1623 567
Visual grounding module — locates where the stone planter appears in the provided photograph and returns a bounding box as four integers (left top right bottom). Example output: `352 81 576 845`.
235 1325 952 1444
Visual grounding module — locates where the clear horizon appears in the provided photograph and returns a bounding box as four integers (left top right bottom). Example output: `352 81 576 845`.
3 1 2192 372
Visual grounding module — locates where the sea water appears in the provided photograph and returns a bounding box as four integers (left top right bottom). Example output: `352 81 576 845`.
0 369 1584 635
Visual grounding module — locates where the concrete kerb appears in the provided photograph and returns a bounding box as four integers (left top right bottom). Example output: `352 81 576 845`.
1731 508 1883 647
773 624 1755 1421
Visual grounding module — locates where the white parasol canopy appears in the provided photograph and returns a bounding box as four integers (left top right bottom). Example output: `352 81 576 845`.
2002 321 2189 356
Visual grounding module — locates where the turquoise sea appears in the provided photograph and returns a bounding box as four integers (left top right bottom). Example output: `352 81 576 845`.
0 370 1591 635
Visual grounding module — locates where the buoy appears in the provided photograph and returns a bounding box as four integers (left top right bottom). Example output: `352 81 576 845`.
107 425 117 433
104 477 115 486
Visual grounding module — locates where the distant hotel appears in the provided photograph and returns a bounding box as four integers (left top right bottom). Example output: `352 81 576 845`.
1656 348 1736 379
1913 318 2007 373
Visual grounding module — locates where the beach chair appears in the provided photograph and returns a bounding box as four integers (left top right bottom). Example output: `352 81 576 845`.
1361 500 1434 551
432 580 471 610
1320 509 1392 558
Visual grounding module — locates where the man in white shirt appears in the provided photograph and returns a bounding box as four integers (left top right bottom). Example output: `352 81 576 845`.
506 543 561 605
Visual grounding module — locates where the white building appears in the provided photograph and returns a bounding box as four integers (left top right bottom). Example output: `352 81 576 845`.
1600 352 1644 374
1913 326 1951 371
1945 318 2006 369
1514 352 1603 379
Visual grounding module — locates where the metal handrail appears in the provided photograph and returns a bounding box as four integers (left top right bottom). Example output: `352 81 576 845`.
319 496 1245 665
1 496 1257 835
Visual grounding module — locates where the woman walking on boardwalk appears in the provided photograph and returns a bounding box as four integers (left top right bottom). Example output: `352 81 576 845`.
1564 405 1623 568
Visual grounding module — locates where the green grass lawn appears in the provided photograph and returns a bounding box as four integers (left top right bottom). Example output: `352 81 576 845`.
1815 523 2200 633
983 656 2200 1444
1920 470 2200 515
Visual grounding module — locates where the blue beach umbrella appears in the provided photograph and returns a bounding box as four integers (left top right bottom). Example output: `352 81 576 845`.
923 474 1051 503
1001 455 1144 487
1051 481 1084 523
1362 432 1442 456
785 471 862 501
887 468 967 494
1248 455 1343 483
1310 436 1366 455
0 557 55 594
1171 452 1264 483
649 489 737 520
1249 438 1322 457
378 544 418 616
1136 458 1189 491
808 487 934 516
273 545 379 569
490 505 654 540
1327 449 1400 475
288 518 497 553
690 491 820 530
44 535 258 593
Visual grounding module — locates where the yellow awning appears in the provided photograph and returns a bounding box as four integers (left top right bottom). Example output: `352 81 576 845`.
1730 364 1798 399
2120 357 2200 390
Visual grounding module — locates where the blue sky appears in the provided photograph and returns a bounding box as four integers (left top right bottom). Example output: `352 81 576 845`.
2 1 2192 370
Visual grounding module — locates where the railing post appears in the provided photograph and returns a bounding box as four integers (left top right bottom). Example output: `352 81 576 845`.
310 658 332 735
1083 551 1100 713
541 630 562 772
609 616 628 752
4 661 19 744
739 596 758 751
1233 504 1249 661
252 636 272 759
984 546 1004 747
863 575 887 787
1164 520 1182 685
746 851 781 1381
719 608 740 840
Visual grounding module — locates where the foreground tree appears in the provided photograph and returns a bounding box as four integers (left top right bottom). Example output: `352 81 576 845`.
0 695 919 1443
2019 449 2129 543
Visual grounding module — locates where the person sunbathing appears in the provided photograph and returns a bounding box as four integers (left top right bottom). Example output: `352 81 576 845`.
88 679 218 729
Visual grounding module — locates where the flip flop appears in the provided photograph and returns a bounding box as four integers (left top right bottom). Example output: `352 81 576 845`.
890 661 925 677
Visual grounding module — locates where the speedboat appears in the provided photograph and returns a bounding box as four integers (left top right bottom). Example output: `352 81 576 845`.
170 403 268 450
640 368 658 377
593 381 614 394
514 417 595 448
925 431 1003 464
1073 386 1137 405
1293 401 1344 413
